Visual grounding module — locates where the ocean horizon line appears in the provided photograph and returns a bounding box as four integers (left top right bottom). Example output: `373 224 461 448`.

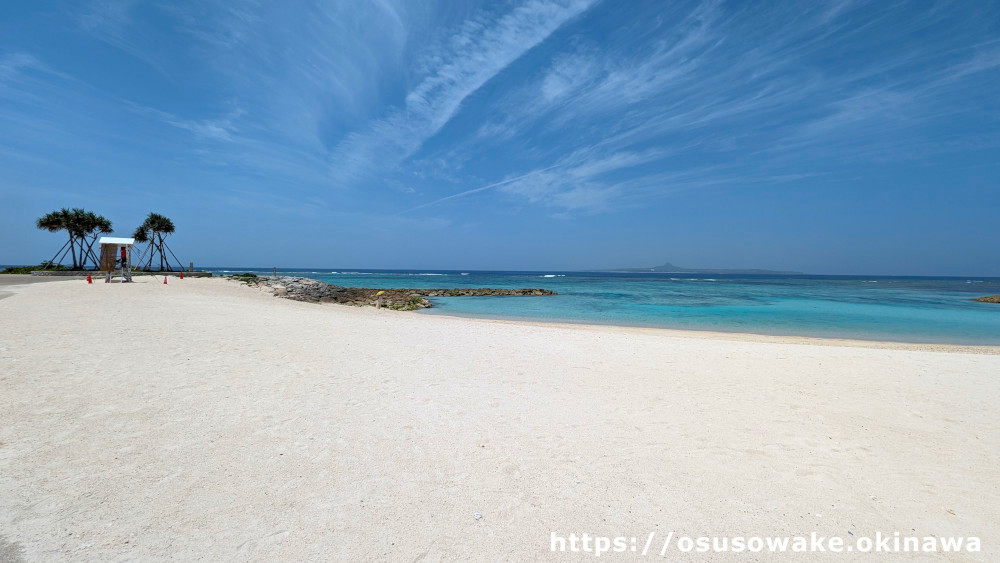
197 267 1000 280
7 263 1000 279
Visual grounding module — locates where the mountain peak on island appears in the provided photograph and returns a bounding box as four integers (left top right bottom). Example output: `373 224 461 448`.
607 262 804 275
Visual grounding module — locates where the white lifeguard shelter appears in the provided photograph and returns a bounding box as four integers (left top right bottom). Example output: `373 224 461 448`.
98 237 136 283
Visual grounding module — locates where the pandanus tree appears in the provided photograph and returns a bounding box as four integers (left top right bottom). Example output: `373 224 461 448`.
133 212 180 271
36 208 113 269
37 209 78 269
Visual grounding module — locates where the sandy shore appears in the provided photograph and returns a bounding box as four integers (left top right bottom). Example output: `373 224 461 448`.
1 277 998 561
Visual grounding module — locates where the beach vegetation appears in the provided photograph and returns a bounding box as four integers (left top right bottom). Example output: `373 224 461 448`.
36 208 113 270
225 273 259 284
133 213 180 271
1 262 69 274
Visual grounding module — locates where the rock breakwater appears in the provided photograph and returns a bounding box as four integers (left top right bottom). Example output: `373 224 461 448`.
227 275 555 310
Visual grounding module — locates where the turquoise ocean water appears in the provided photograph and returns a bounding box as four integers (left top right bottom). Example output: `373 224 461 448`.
209 268 1000 345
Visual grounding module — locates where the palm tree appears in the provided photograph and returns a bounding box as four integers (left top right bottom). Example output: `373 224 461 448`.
37 208 79 269
133 212 178 271
36 208 115 269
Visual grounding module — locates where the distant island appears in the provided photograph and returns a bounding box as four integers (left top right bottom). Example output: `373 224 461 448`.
603 261 804 275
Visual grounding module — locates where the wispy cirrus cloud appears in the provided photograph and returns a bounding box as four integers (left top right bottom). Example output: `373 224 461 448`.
329 0 596 183
402 145 683 214
401 0 1000 215
79 0 172 77
0 52 40 80
4 0 1000 227
123 101 244 142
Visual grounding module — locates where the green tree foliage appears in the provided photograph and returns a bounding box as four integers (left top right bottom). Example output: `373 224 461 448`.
133 212 177 271
36 208 113 269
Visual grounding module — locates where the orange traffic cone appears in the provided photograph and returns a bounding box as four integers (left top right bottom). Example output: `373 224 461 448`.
179 272 184 280
163 276 168 285
86 274 92 284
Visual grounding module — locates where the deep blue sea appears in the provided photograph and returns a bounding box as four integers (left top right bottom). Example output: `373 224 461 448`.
207 268 1000 345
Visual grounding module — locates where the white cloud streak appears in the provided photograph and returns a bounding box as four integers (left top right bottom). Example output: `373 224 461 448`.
407 1 1000 214
329 0 596 183
398 165 563 214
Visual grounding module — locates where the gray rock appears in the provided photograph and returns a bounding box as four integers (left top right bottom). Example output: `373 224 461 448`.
228 276 555 310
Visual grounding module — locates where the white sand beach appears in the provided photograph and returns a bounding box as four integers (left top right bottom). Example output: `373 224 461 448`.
1 277 998 561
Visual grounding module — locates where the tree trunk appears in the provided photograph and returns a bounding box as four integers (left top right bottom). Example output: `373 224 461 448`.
68 234 79 269
158 234 165 271
77 237 86 269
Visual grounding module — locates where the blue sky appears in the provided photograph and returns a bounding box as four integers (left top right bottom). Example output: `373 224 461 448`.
1 0 998 274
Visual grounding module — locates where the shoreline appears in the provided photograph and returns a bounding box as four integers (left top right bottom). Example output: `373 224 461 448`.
4 276 998 353
231 274 1000 352
236 276 999 353
417 309 1000 355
